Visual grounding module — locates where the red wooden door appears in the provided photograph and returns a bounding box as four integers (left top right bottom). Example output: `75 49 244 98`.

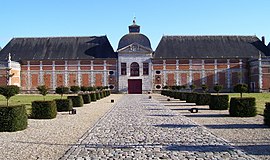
128 79 142 94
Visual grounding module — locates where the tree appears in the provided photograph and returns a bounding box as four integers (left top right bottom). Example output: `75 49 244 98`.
201 84 208 93
0 85 20 106
70 86 80 93
37 85 49 100
55 86 69 98
189 84 196 92
233 83 248 98
214 84 223 95
80 86 88 92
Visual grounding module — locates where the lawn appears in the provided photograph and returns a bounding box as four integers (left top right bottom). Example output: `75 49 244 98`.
0 94 67 115
227 93 270 115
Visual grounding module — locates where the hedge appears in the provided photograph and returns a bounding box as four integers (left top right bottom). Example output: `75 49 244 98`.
67 96 83 107
96 92 101 100
264 103 270 126
0 105 28 132
196 93 211 105
55 99 73 112
80 94 91 104
209 95 229 110
229 97 257 117
90 93 97 102
186 92 198 103
31 101 57 119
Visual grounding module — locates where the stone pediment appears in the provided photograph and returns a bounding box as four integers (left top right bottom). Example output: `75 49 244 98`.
117 43 153 54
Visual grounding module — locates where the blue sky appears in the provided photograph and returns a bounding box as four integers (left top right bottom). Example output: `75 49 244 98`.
0 0 269 50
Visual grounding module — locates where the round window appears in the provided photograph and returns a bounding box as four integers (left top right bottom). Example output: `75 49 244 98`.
109 71 114 75
156 71 161 74
109 85 114 89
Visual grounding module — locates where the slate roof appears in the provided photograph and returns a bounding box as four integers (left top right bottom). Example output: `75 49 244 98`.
0 36 117 61
154 36 270 59
117 33 152 51
268 42 270 50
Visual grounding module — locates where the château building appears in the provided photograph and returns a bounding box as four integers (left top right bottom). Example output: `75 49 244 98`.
0 20 270 93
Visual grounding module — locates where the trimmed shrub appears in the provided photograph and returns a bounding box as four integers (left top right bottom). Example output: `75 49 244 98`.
186 92 198 103
96 92 101 100
70 86 80 93
0 105 28 132
209 95 229 110
90 93 97 102
196 93 211 105
55 86 69 98
55 99 73 112
180 92 187 101
264 103 270 126
100 91 104 99
229 97 257 117
31 101 57 119
68 96 83 107
0 85 20 106
37 85 49 100
80 86 88 92
80 94 91 104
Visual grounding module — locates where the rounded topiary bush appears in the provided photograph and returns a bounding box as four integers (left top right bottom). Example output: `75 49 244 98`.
68 96 83 107
0 105 28 132
90 93 97 102
196 93 211 105
96 92 101 100
186 92 198 103
264 103 270 126
31 101 57 119
229 97 257 117
180 92 187 100
209 95 229 110
55 99 73 112
80 94 91 104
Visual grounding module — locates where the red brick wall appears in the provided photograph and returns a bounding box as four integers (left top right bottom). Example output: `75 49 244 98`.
167 73 175 86
44 74 51 88
180 73 188 86
95 74 102 86
193 73 201 86
81 74 89 86
218 72 226 88
57 74 64 87
69 74 77 86
31 74 38 89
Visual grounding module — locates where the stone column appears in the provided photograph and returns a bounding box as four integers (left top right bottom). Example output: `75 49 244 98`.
258 53 262 92
176 60 180 86
27 61 31 90
91 60 94 86
103 60 107 86
39 61 43 85
201 60 205 84
64 61 68 87
163 60 166 86
77 60 81 86
214 59 218 84
52 61 56 90
189 59 193 85
239 59 243 84
227 59 231 89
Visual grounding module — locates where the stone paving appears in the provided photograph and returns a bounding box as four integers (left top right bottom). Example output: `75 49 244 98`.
60 94 256 160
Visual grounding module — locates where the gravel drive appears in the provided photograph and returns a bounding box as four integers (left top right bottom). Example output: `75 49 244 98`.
154 94 270 160
0 94 123 160
61 94 258 159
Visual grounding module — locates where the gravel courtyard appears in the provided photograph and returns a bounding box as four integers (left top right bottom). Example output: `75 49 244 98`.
0 94 269 160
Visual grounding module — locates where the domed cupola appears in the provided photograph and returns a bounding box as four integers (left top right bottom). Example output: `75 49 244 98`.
117 19 152 51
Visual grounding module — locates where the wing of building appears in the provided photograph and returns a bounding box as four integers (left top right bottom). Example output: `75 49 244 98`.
0 21 270 93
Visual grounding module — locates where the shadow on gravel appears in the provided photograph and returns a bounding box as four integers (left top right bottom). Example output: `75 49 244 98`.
204 124 268 129
184 114 229 118
171 108 209 111
147 114 177 117
146 108 165 111
165 144 234 152
153 124 197 128
164 104 196 106
237 144 270 155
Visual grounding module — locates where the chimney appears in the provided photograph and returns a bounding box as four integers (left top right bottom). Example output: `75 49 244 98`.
262 36 265 44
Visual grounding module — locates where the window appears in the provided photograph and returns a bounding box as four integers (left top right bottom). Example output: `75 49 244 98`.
130 62 139 76
143 63 149 75
121 63 127 75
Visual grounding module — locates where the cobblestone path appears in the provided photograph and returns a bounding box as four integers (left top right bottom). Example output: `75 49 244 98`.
60 95 256 160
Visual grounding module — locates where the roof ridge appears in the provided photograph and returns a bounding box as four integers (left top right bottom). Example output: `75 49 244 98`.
163 35 257 37
12 35 106 39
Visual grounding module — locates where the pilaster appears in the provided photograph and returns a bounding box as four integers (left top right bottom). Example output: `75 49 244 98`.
64 61 68 87
214 59 218 84
189 59 193 85
176 60 180 85
227 59 231 89
163 60 166 86
27 61 31 90
52 61 56 89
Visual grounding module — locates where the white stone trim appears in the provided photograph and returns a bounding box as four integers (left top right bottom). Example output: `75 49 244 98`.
189 59 192 85
227 59 231 89
214 59 218 84
77 60 81 86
